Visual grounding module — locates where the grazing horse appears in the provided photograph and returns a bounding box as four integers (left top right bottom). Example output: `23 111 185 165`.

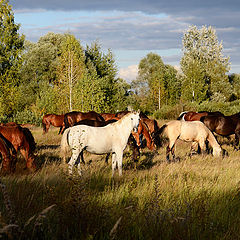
131 119 156 151
72 118 140 164
61 111 140 176
177 111 224 121
64 111 105 130
153 120 222 163
0 125 36 171
200 113 240 150
0 134 17 173
42 114 65 134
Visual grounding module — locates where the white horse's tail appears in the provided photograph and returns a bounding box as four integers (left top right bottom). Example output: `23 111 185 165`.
60 128 71 164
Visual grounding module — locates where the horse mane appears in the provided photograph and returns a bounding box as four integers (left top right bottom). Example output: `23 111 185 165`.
111 112 133 126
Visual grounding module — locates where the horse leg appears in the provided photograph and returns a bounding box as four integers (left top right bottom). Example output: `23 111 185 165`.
234 131 240 150
58 127 62 135
20 148 36 171
112 152 117 177
198 139 207 155
190 142 199 156
166 140 176 163
116 151 123 176
166 145 171 163
105 153 110 164
68 148 81 175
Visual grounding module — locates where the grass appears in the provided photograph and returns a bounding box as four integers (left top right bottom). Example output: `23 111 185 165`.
1 124 240 239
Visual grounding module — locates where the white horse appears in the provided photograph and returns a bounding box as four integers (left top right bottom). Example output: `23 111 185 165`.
153 120 222 163
61 111 140 176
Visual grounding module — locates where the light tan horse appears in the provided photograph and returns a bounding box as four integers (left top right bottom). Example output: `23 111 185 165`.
153 120 222 163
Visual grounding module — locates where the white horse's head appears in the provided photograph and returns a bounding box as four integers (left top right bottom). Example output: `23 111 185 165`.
130 110 140 132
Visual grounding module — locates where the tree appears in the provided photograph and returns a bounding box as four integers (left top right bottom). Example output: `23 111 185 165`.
0 0 24 117
180 25 231 103
136 53 166 111
56 34 85 112
19 33 65 115
85 42 119 112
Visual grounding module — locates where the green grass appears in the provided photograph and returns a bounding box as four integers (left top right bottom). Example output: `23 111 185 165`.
1 125 240 239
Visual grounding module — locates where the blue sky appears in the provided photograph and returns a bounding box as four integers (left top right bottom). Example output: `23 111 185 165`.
11 0 240 82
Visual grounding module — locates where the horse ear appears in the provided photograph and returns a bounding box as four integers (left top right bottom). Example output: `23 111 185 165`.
137 109 140 114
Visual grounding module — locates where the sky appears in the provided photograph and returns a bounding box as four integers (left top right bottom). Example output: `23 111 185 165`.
10 0 240 82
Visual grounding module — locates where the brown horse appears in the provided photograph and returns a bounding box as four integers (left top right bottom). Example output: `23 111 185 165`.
200 113 240 150
42 114 65 134
0 125 36 171
72 119 140 164
100 113 119 121
0 134 17 173
177 111 224 121
64 111 105 131
131 119 156 151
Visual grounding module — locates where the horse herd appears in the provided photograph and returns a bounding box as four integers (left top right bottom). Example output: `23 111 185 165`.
0 109 239 176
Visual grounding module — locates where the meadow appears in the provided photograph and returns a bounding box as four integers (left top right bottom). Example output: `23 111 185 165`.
1 123 240 240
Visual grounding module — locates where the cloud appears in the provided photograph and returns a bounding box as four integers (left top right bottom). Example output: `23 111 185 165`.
118 65 138 83
11 0 240 73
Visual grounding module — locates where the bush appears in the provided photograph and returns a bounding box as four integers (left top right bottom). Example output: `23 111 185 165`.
13 109 41 125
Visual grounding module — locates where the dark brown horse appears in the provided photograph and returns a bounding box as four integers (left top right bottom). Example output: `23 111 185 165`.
42 114 65 134
0 134 17 173
100 113 119 121
200 113 240 150
73 119 140 164
64 111 105 131
0 125 36 171
177 111 224 121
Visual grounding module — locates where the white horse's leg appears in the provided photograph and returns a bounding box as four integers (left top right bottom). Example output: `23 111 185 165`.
68 148 81 175
112 152 117 177
116 151 123 176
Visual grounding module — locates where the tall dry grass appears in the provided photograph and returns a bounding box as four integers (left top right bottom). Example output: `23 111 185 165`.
0 125 240 239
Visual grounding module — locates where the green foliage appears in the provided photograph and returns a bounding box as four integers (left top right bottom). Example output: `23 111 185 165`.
56 33 85 111
153 104 184 119
0 0 24 117
13 108 41 125
133 53 179 112
180 25 231 103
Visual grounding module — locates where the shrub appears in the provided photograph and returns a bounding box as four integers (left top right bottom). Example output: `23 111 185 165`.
13 109 41 125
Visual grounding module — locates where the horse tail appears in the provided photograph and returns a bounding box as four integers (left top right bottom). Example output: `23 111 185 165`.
152 124 167 141
60 128 71 163
177 111 187 120
22 127 36 153
42 117 47 134
63 114 71 130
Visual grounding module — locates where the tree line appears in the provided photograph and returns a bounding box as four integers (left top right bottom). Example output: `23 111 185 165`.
0 0 239 124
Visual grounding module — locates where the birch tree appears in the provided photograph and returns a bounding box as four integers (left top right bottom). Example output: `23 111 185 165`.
180 25 231 103
57 34 85 112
